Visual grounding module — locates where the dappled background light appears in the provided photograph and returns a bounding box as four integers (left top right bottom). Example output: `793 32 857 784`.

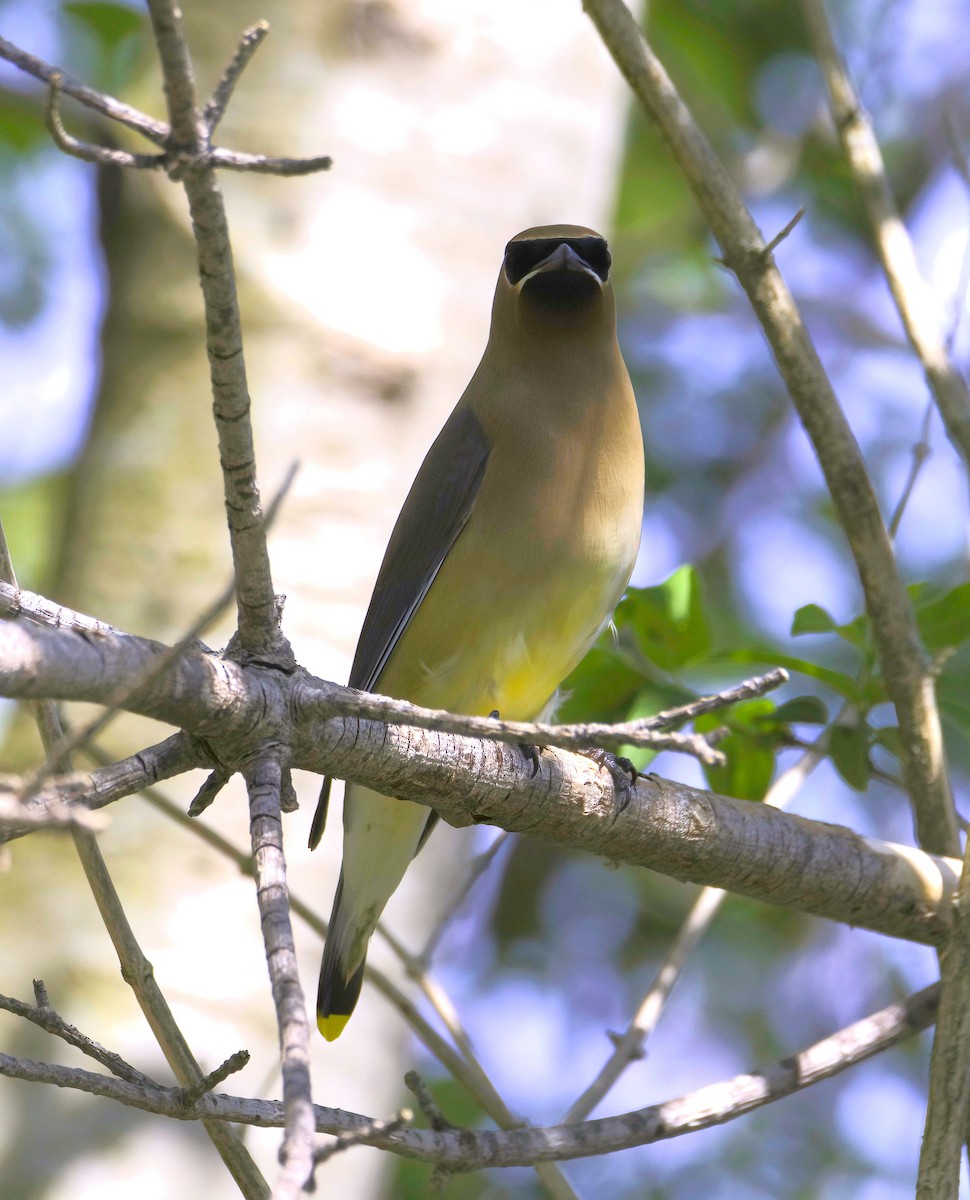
2 0 970 1196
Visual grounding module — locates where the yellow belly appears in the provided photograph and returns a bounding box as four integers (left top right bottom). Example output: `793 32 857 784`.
377 538 629 722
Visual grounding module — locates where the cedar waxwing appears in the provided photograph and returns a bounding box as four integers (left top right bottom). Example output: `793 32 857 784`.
310 224 644 1040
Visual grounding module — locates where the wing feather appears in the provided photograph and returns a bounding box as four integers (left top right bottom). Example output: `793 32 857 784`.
309 404 491 849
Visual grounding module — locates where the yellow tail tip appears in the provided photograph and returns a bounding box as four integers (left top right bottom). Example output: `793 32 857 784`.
317 1012 351 1042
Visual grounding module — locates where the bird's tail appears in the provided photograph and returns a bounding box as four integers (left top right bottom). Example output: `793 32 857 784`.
316 787 436 1040
316 872 369 1041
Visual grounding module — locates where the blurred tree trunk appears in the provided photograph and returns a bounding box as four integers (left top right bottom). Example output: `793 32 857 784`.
47 1 637 1193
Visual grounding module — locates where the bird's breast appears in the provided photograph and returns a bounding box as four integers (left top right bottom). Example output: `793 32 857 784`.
377 386 643 722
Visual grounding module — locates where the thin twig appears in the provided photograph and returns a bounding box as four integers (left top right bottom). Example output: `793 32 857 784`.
764 207 805 255
0 579 123 634
0 734 202 846
0 983 941 1166
242 752 315 1196
315 1110 412 1166
888 400 935 539
0 788 107 833
0 34 168 143
297 671 781 762
404 1070 456 1131
45 72 163 169
179 1049 251 1105
0 988 157 1087
801 0 970 470
209 148 333 175
145 0 291 662
203 20 270 132
636 668 788 730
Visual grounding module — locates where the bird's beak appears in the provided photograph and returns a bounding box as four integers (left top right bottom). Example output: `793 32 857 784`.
520 242 600 286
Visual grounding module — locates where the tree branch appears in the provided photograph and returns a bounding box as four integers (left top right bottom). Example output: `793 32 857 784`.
0 618 960 947
917 837 970 1196
0 579 124 635
800 0 970 470
0 33 168 143
142 0 292 661
202 20 269 133
45 72 164 169
0 987 157 1087
0 734 201 843
242 752 316 1197
581 0 958 858
0 983 940 1168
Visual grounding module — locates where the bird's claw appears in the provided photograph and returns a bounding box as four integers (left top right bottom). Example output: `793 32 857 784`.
519 741 541 778
488 709 541 779
581 747 638 814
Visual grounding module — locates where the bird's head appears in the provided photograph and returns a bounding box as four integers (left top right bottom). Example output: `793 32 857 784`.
494 225 615 335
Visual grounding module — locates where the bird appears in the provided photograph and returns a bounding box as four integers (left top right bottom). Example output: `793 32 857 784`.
310 224 645 1040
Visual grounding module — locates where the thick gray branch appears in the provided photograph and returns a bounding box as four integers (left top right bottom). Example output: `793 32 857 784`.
0 620 960 949
0 621 273 739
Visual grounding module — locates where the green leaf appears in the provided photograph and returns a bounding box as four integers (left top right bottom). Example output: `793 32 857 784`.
556 645 646 725
791 603 867 649
829 722 871 791
768 696 829 725
63 1 144 48
696 699 777 801
914 582 970 653
719 648 863 704
871 726 901 758
791 604 838 636
616 566 711 671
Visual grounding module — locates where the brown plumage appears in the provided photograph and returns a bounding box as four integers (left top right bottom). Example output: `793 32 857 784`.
312 225 644 1040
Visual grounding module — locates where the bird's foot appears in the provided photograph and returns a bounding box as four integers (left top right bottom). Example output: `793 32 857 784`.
580 748 638 814
488 709 541 779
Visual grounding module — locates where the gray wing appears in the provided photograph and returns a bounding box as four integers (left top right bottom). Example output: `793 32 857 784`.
309 404 491 849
